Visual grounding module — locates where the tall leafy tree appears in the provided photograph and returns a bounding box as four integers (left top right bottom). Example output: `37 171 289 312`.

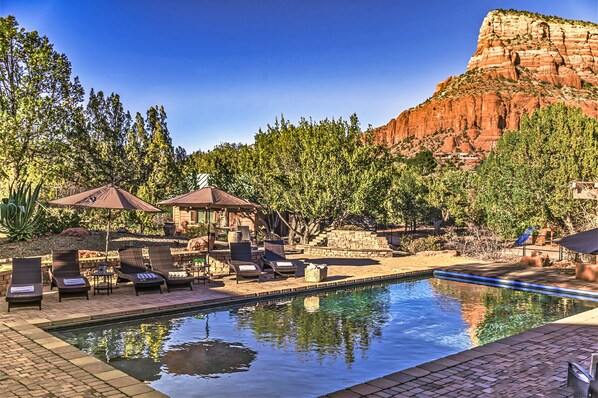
477 104 598 237
0 16 84 185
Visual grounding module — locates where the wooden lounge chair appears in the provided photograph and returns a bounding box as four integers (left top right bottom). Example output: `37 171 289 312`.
6 257 43 312
228 241 262 284
262 240 298 279
50 250 90 302
568 354 598 398
116 247 164 295
147 246 194 292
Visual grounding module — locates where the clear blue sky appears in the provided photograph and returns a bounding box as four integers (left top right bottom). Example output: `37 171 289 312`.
1 0 597 153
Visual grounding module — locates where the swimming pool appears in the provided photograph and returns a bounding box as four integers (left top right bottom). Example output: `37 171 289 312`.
54 277 597 397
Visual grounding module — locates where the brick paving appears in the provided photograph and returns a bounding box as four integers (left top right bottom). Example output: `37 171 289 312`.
323 262 598 398
1 255 469 397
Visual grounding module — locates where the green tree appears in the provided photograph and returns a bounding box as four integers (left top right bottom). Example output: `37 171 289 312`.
477 104 598 237
427 168 477 227
241 115 391 243
385 164 429 231
0 16 84 185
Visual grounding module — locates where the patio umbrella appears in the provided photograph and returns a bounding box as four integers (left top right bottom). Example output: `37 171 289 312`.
49 183 161 260
158 186 258 260
556 228 598 255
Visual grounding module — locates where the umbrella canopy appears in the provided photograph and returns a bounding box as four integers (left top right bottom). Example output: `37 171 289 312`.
49 184 161 212
557 228 598 255
157 186 256 210
49 184 161 260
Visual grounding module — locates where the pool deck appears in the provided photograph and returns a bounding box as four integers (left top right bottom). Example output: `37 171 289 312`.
2 257 596 397
0 254 470 398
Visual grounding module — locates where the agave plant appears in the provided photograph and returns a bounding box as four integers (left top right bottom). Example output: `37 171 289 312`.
0 181 44 241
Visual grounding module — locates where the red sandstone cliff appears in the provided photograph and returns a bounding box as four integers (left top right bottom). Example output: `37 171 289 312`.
374 9 598 155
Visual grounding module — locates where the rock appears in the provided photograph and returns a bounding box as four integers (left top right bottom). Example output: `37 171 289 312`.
416 250 460 257
79 250 101 259
186 236 214 251
373 9 598 157
519 251 551 267
59 227 88 238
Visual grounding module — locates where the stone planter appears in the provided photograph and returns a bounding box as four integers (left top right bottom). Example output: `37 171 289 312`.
304 264 328 283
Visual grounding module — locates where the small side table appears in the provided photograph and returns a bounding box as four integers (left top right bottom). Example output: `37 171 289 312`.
189 261 211 285
92 272 114 295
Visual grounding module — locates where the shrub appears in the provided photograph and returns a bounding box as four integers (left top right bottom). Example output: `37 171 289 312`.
38 207 81 234
401 235 441 253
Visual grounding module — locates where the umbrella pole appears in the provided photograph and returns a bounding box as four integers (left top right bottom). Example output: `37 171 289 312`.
206 207 211 265
105 209 111 261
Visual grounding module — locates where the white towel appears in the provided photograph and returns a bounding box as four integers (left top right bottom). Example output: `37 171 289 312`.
276 261 294 267
168 271 188 278
238 264 257 271
137 273 158 279
63 278 85 286
11 285 34 293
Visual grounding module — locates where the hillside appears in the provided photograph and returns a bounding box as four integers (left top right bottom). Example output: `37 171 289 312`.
373 9 598 161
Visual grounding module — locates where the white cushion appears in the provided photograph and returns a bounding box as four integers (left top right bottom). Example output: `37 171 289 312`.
168 271 188 278
11 285 34 293
238 264 257 271
63 278 85 286
275 261 294 267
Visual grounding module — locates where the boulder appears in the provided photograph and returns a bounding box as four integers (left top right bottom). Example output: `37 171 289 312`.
186 236 214 251
60 227 88 238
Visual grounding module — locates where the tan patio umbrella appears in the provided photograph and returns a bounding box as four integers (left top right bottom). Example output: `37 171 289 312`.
49 183 161 260
158 186 258 259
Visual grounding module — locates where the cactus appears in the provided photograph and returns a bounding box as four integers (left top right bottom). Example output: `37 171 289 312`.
0 181 43 241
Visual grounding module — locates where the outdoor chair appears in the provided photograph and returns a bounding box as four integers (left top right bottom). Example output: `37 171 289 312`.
567 354 598 398
6 257 43 312
50 250 90 302
116 247 164 295
147 246 194 292
262 239 298 279
228 241 262 284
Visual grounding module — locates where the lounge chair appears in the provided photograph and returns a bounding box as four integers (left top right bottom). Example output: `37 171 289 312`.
116 247 164 295
6 257 43 312
147 246 194 292
262 240 298 279
50 250 90 302
568 354 598 397
228 241 262 284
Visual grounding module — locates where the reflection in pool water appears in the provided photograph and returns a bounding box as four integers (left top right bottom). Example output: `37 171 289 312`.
55 278 597 397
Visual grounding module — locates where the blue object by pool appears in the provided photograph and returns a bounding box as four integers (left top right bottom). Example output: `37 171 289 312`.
515 226 536 246
54 277 597 398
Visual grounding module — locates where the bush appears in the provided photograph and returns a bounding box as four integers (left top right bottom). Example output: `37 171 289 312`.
185 223 210 239
0 181 44 241
401 235 441 253
38 207 81 234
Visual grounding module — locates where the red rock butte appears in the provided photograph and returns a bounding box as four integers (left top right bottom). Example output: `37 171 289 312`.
373 9 598 158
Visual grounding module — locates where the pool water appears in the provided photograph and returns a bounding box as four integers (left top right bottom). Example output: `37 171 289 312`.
54 278 597 397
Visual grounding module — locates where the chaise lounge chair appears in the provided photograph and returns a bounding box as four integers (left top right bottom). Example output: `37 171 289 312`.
228 241 262 284
568 354 598 398
6 257 43 312
147 246 194 292
116 247 164 295
262 240 298 279
50 250 90 302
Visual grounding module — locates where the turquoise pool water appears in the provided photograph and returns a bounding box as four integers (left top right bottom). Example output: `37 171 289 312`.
54 278 597 397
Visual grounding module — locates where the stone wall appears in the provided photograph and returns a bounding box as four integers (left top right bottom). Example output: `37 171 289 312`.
305 229 393 258
303 246 393 258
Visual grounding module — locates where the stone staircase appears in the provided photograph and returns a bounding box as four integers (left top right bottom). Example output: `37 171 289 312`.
304 228 393 258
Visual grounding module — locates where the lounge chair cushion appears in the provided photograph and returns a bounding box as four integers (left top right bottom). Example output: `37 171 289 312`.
63 278 86 286
238 264 259 271
168 271 188 278
10 285 35 293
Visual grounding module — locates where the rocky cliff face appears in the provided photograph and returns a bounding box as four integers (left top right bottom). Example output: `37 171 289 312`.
374 9 598 155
